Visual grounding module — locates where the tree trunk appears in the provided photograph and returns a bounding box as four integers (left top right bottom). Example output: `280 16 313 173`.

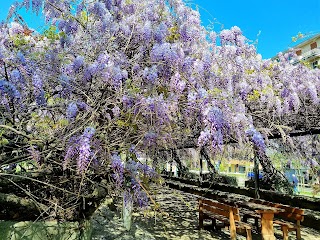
122 193 133 231
257 149 292 194
200 147 217 174
171 149 188 177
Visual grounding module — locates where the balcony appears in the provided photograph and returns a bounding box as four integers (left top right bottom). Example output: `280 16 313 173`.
302 48 320 60
290 48 320 65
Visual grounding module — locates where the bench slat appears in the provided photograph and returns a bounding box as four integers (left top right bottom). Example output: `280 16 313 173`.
274 219 296 229
203 211 230 223
198 198 252 240
201 204 233 219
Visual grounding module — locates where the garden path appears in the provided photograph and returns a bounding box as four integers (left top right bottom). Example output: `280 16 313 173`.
91 185 320 240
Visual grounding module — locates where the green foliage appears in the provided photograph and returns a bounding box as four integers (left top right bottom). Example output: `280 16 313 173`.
245 69 255 75
166 26 180 42
208 87 223 97
11 35 29 47
247 89 260 101
291 32 304 42
220 175 238 186
43 25 65 42
267 150 286 168
0 137 9 146
80 11 89 24
0 129 9 146
156 86 169 98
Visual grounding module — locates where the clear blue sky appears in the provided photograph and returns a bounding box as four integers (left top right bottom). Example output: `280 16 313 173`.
190 0 320 58
0 1 46 33
0 0 319 59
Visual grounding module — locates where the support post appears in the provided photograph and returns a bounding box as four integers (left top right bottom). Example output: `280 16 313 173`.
254 155 260 199
199 152 203 182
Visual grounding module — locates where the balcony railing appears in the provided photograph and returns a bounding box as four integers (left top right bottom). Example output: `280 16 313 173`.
290 48 320 65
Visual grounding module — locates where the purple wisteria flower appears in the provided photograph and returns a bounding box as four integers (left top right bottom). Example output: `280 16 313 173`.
246 128 266 155
57 19 66 31
0 80 21 100
83 126 95 138
150 43 179 64
76 2 85 15
63 145 76 170
89 2 106 19
122 95 134 108
281 88 290 98
198 129 210 147
32 0 42 15
17 52 26 64
66 101 89 120
84 63 99 81
22 0 30 10
112 106 121 118
66 102 78 120
73 56 85 72
32 74 46 106
111 154 124 188
206 107 225 129
77 127 95 173
111 66 125 87
154 22 167 43
63 127 96 173
9 22 24 35
131 178 148 208
143 131 158 147
28 146 41 166
307 158 319 168
142 21 152 43
110 153 157 208
77 101 89 110
143 65 158 83
77 137 91 173
11 69 23 84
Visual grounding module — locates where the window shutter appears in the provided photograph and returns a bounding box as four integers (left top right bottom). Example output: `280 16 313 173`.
310 42 317 50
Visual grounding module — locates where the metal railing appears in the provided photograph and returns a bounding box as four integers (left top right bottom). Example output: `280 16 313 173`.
290 48 320 65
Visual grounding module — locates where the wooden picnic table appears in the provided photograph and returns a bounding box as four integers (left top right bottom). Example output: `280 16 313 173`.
235 200 285 240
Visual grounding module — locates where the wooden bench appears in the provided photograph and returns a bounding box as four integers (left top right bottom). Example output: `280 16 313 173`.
242 199 304 240
198 198 252 240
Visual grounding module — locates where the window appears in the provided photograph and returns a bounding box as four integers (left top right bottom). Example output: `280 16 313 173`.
296 49 302 56
239 166 246 173
311 42 317 50
312 61 318 69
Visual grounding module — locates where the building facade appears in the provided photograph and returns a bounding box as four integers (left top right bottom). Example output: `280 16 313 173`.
290 34 320 68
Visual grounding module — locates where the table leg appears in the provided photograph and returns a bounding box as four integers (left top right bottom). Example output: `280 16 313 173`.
260 212 275 240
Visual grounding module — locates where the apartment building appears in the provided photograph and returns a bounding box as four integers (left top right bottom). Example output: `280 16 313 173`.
289 33 320 68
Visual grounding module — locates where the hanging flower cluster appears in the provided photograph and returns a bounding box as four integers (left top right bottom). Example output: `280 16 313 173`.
63 127 97 173
246 128 266 157
111 153 158 207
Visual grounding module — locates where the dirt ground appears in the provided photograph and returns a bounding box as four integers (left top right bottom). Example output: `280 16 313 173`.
91 185 320 240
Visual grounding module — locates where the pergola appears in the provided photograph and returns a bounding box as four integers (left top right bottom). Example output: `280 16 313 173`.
157 98 320 197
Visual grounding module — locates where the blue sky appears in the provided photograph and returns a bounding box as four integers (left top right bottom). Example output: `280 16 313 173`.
189 0 320 58
0 1 46 33
0 0 319 59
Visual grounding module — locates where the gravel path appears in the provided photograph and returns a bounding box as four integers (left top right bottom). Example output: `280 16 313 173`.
91 185 320 240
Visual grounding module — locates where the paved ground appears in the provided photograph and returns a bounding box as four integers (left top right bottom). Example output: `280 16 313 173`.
91 185 320 240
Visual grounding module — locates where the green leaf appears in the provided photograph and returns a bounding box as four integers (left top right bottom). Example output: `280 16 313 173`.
115 120 129 127
0 138 9 146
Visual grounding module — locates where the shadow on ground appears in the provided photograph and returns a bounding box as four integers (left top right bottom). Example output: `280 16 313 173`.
91 185 320 240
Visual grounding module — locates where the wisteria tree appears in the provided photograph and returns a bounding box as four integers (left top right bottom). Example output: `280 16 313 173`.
1 0 320 222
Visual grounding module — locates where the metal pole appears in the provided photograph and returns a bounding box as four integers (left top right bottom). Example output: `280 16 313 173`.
200 152 203 182
254 155 260 199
